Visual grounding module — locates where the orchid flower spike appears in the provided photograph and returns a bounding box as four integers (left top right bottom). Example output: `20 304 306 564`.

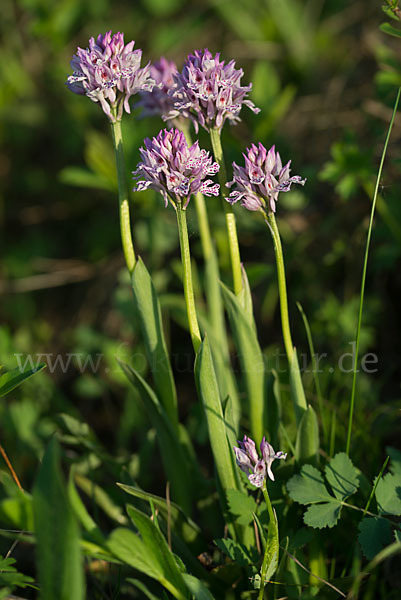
234 435 287 488
227 143 306 214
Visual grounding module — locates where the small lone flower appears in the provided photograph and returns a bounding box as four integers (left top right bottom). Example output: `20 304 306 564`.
66 31 156 122
227 143 306 214
164 48 260 133
137 57 179 119
133 128 220 209
234 435 287 487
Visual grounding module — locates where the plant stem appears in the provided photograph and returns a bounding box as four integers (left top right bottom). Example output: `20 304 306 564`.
176 203 202 353
258 481 279 599
265 213 294 363
110 118 136 273
210 127 243 296
345 87 400 455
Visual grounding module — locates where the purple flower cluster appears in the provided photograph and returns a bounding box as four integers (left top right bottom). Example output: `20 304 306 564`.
164 48 260 132
234 435 287 487
137 57 179 120
66 31 155 122
133 129 220 208
227 143 306 214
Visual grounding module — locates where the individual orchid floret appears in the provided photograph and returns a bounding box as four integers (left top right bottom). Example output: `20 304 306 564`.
137 57 179 120
66 31 156 122
132 128 220 209
234 435 287 487
164 48 260 133
226 143 306 214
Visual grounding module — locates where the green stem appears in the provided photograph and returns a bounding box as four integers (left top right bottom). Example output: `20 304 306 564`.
265 213 294 363
210 127 243 296
345 87 400 455
110 119 136 273
176 203 202 353
258 481 279 599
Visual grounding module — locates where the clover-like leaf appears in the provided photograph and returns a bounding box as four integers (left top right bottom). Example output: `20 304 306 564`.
287 454 359 529
375 473 401 516
325 452 359 501
227 489 257 526
358 517 393 560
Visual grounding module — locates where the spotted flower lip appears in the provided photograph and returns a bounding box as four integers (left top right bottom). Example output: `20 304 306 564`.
66 31 156 122
164 48 260 133
234 435 287 487
226 143 306 214
137 57 179 119
133 128 220 208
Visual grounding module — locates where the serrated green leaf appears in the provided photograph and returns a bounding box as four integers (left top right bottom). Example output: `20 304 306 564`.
227 489 257 526
215 538 258 567
0 363 46 397
303 502 341 529
33 438 84 600
325 452 359 501
358 517 393 560
375 473 401 515
127 505 188 598
287 464 333 505
0 555 34 590
295 404 319 465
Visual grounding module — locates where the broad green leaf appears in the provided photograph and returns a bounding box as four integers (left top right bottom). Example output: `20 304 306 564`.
303 502 341 529
287 464 333 505
227 489 257 527
195 337 240 512
295 404 319 465
59 166 115 191
119 360 191 514
68 472 105 545
182 574 215 600
33 438 84 600
74 474 127 525
107 527 159 578
131 258 178 430
222 396 238 456
220 283 265 444
127 505 188 599
380 22 401 38
215 538 258 567
289 350 308 425
0 491 33 531
116 483 200 543
358 517 393 560
325 452 359 501
387 446 401 475
375 473 401 515
0 363 46 397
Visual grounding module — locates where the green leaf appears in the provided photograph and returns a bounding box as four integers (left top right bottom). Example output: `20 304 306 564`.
375 472 401 515
380 22 401 38
0 363 46 397
131 258 178 429
127 578 161 600
295 404 319 465
0 490 33 530
32 438 84 600
107 527 160 578
358 517 393 560
325 452 359 501
289 350 308 425
215 538 258 567
0 556 35 591
118 359 191 514
303 502 342 529
195 336 240 504
220 282 265 444
127 505 188 598
182 574 215 600
74 473 127 525
226 489 257 526
287 465 333 505
68 471 105 545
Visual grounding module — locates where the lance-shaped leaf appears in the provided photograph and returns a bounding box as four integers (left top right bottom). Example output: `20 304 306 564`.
287 453 359 529
220 282 266 444
33 438 84 600
195 337 240 503
131 257 178 430
295 404 319 466
0 363 46 397
289 350 307 425
118 359 191 514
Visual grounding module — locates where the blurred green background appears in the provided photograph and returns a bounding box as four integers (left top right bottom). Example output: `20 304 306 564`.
1 0 401 560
